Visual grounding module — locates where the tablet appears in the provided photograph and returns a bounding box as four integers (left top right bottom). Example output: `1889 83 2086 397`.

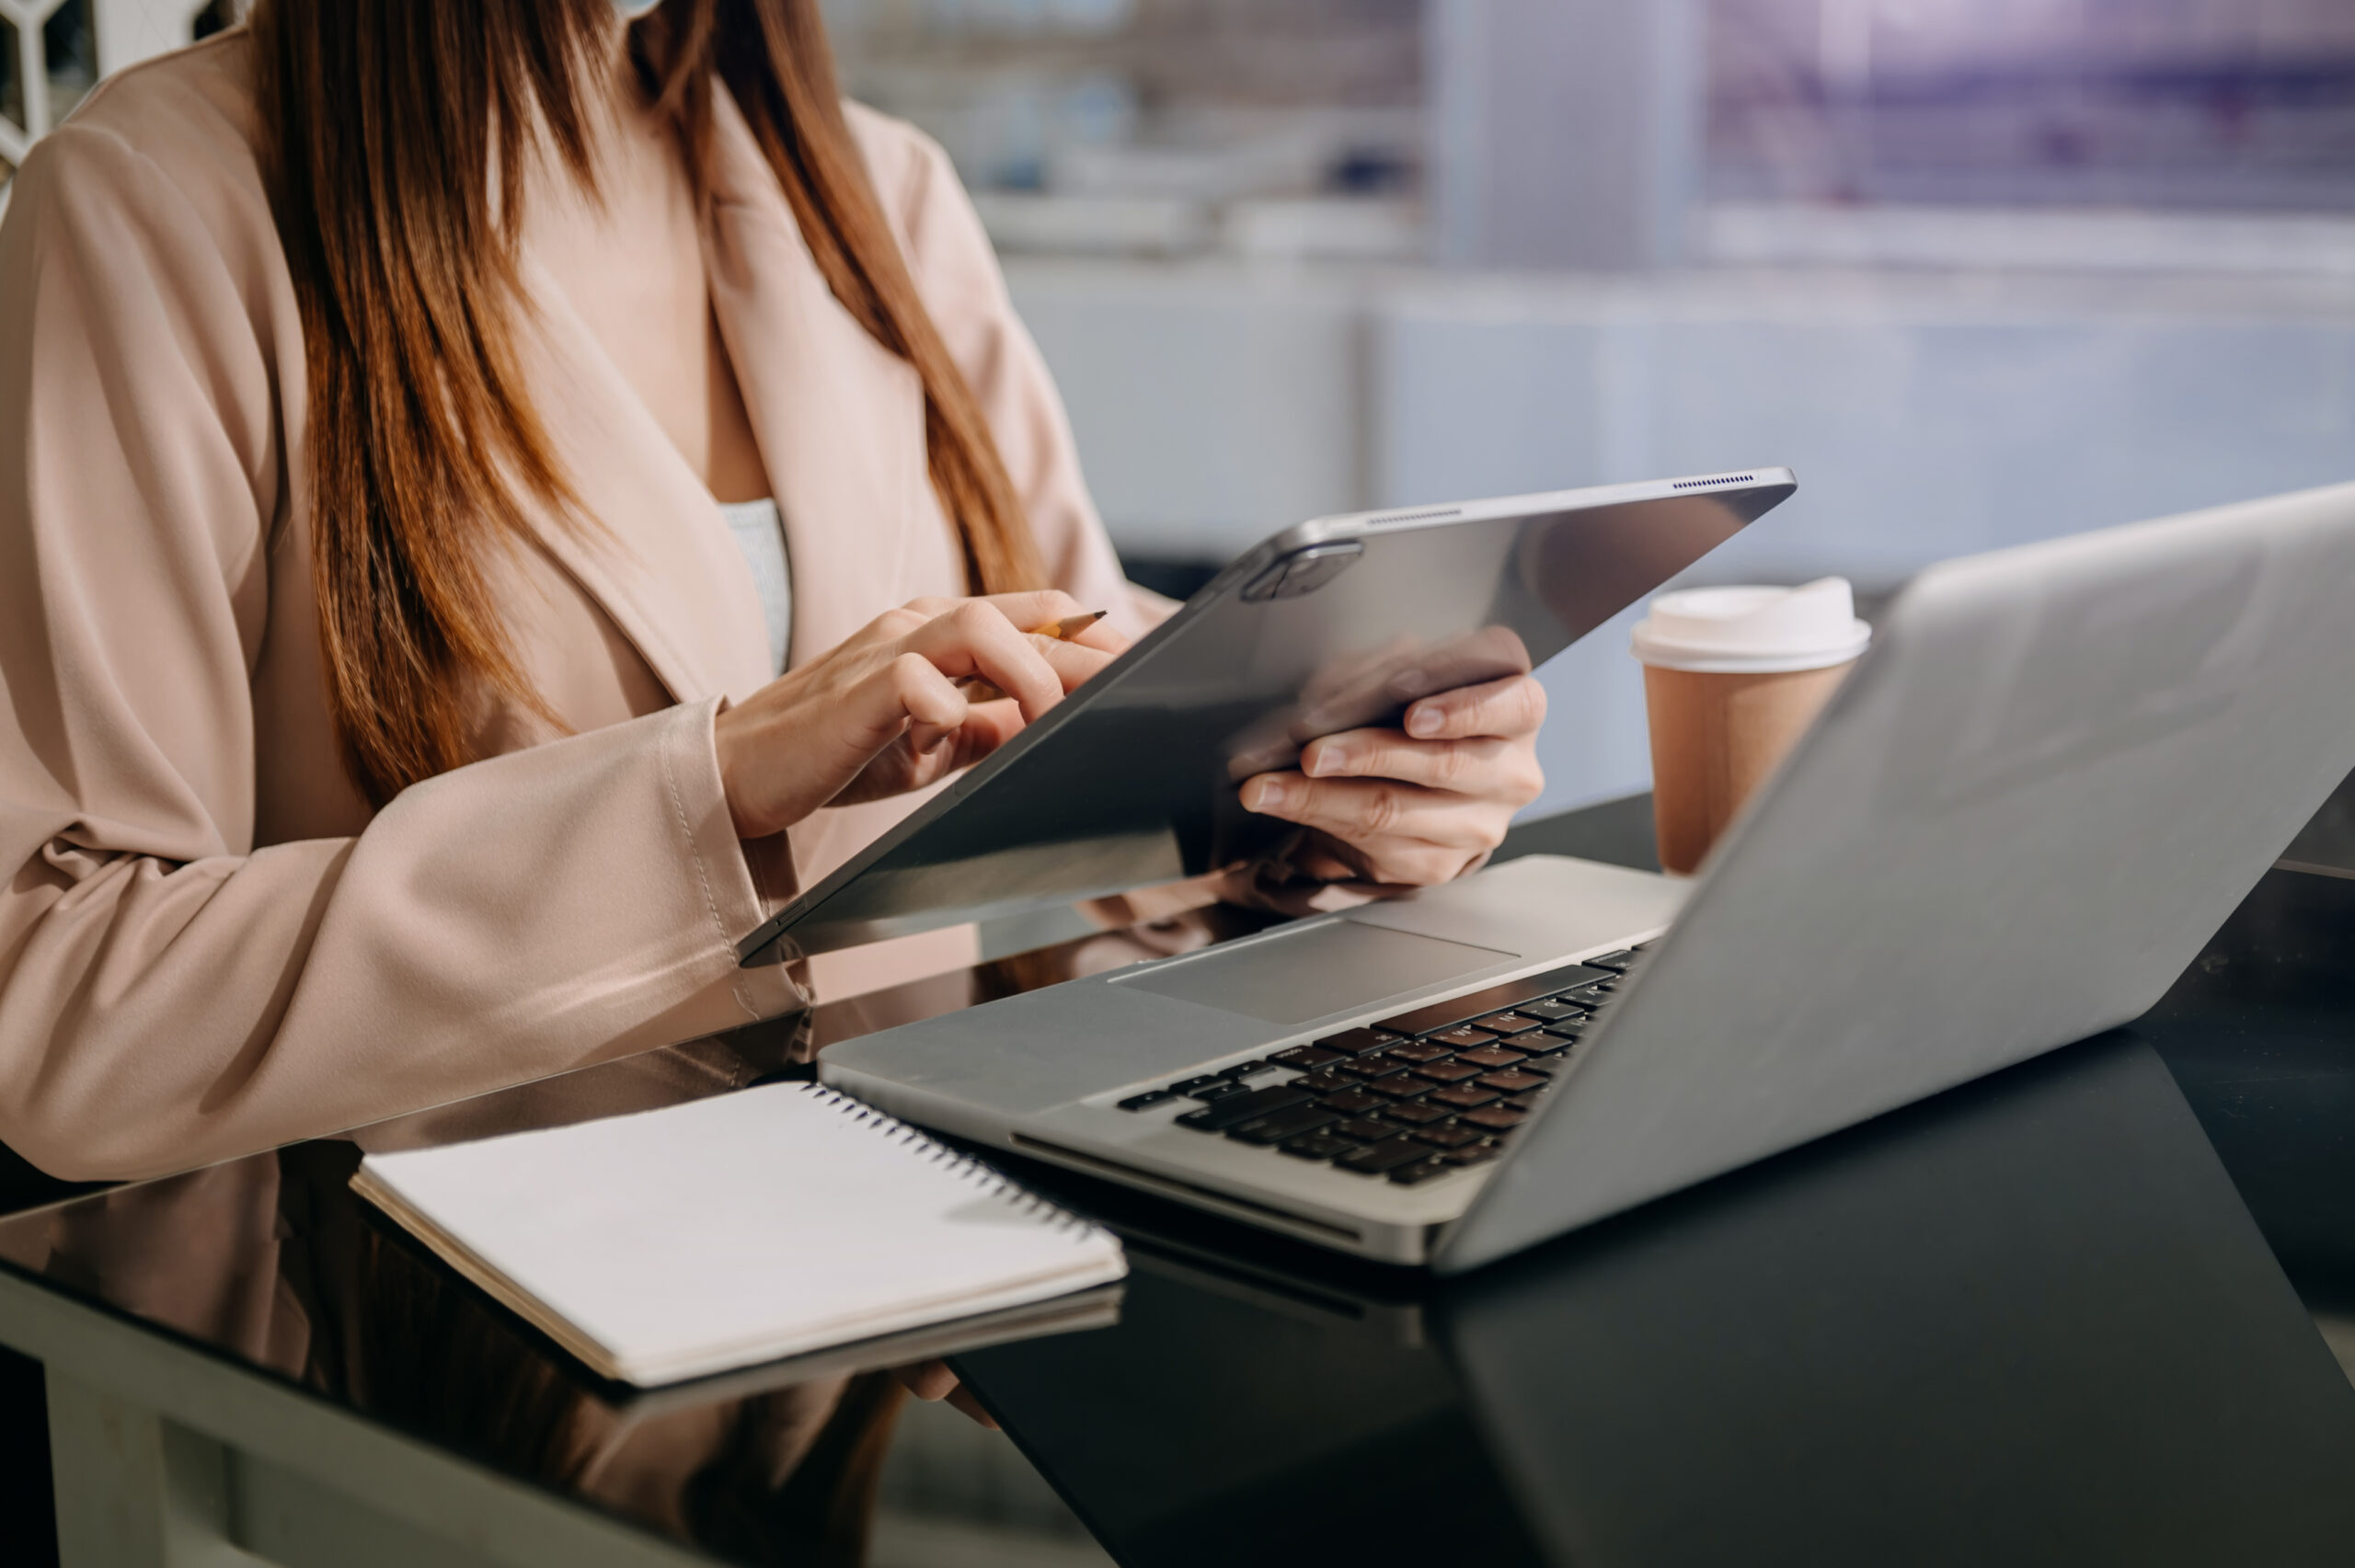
737 470 1795 966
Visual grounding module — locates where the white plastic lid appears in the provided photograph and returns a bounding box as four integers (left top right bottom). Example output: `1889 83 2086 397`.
1630 578 1871 674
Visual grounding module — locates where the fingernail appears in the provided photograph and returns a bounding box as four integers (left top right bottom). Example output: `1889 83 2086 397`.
1306 747 1344 777
1407 706 1442 738
1248 777 1291 812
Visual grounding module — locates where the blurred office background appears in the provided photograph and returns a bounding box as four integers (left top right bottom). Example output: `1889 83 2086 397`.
831 0 2355 815
6 1 2353 815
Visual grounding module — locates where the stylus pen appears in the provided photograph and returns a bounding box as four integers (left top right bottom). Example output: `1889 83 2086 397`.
957 611 1106 704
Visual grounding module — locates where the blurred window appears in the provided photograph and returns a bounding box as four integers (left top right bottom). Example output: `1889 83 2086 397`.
1708 0 2355 213
832 0 1427 260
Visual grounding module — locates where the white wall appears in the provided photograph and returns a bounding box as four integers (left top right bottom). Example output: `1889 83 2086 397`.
1008 258 2355 814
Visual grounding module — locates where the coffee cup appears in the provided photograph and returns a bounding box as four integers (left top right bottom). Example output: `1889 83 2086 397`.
1632 578 1870 876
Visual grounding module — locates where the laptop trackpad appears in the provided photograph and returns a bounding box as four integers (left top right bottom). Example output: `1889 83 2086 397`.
1115 920 1516 1027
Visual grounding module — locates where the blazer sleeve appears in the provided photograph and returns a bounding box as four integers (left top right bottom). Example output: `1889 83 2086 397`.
867 112 1180 638
0 124 788 1182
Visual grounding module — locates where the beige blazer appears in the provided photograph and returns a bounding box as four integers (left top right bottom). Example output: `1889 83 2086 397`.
0 35 1157 1180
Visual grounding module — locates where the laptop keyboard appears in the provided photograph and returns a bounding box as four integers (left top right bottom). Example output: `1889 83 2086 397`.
1111 945 1652 1187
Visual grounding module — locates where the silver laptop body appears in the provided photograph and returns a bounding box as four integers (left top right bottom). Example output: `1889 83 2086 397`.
821 481 2355 1269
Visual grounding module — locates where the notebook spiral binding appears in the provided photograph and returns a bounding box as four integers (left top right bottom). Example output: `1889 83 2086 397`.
802 1084 1101 1239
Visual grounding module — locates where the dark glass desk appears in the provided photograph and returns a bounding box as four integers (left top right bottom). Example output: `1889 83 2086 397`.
3 794 2353 1568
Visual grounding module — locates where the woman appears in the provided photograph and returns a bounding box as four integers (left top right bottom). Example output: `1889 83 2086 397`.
0 0 1544 1182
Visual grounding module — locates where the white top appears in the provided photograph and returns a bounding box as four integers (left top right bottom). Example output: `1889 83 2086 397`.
1630 577 1872 674
718 497 793 676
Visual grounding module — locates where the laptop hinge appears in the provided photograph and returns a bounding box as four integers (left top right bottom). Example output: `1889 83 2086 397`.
1008 1135 1364 1243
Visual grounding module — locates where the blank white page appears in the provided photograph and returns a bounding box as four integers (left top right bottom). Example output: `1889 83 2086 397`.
355 1082 1126 1384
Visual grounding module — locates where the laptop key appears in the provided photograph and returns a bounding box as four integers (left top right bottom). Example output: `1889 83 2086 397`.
1412 1060 1482 1084
1316 1027 1403 1057
1388 1159 1451 1185
1381 1101 1452 1127
1184 1084 1315 1131
1462 1104 1528 1131
1428 1024 1499 1049
1227 1104 1344 1145
1412 1124 1483 1149
1117 1090 1178 1111
1336 1138 1434 1175
1441 1141 1504 1166
1331 1118 1395 1143
1478 1070 1546 1093
1291 1070 1356 1095
1580 950 1636 972
1220 1060 1280 1081
1516 998 1587 1023
1169 1075 1221 1093
1454 1045 1527 1070
1430 1085 1501 1109
1317 1089 1384 1115
1384 1040 1453 1064
1470 1011 1545 1036
1279 1133 1359 1162
1513 1054 1567 1077
1334 1059 1404 1082
1188 1081 1249 1102
1373 962 1615 1036
1270 1045 1341 1070
1366 1076 1430 1100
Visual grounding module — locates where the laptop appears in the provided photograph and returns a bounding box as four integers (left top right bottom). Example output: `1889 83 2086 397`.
952 1037 2355 1567
821 480 2355 1270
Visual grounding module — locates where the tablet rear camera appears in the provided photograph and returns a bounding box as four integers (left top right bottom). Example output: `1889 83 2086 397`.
1243 542 1364 601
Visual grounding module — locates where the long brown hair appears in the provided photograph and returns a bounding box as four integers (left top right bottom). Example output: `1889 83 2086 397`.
249 0 1043 807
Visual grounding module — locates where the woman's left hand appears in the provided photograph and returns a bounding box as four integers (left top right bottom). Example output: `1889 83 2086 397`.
1237 673 1546 887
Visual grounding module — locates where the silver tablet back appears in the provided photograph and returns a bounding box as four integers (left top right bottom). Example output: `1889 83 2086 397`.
1441 479 2355 1272
740 470 1796 965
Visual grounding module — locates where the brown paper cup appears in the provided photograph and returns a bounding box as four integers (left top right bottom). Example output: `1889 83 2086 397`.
1643 659 1855 876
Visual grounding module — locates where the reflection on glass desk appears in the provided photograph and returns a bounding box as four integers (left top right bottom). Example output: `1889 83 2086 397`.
2279 763 2355 882
3 794 2355 1568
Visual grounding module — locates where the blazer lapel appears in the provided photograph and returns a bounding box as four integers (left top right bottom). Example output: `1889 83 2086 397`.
510 253 776 708
700 87 945 672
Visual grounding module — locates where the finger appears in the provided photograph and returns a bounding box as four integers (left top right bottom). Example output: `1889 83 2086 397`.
1238 773 1503 851
1404 673 1546 741
936 697 1028 769
892 1360 959 1402
1287 830 1483 889
956 635 1114 704
971 589 1092 633
876 651 969 738
974 592 1127 657
1033 634 1117 691
946 1384 1000 1429
902 590 1093 633
1300 730 1542 805
1069 616 1130 655
904 601 1065 719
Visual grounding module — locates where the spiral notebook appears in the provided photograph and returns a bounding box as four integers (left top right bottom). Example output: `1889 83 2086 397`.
351 1082 1127 1386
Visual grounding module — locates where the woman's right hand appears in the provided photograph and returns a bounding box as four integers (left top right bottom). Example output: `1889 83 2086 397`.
712 591 1123 840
